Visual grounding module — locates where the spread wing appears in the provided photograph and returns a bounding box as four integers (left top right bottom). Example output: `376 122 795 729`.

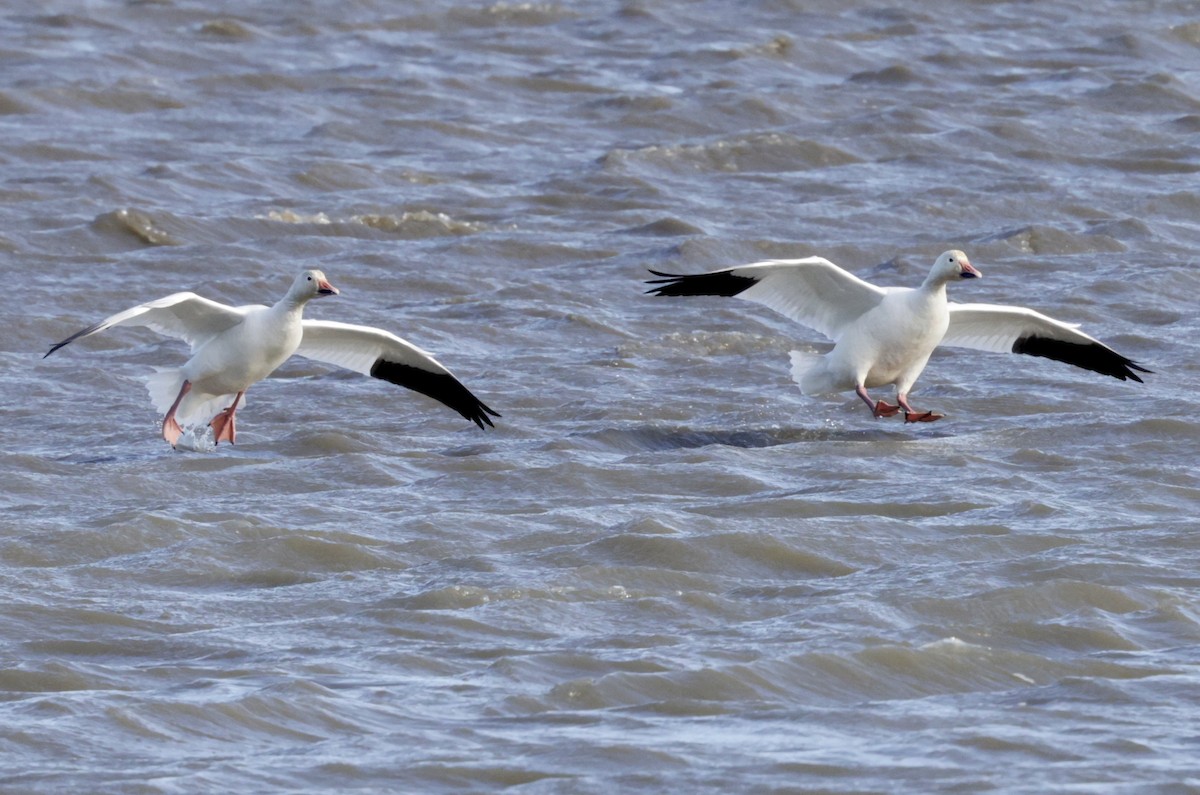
45 293 251 357
296 320 499 429
646 256 886 341
943 303 1150 382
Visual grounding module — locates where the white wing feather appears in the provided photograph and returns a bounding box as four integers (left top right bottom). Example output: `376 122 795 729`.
46 293 251 355
729 257 886 340
943 303 1094 351
296 319 451 376
296 319 499 428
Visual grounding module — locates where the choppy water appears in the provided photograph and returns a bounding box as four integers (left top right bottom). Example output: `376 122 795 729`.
3 1 1199 792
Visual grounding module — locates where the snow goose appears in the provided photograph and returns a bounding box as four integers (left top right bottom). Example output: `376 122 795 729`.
647 250 1148 422
44 270 499 446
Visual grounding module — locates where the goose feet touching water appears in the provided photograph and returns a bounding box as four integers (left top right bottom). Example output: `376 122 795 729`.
204 395 241 446
853 385 946 423
855 389 940 423
648 250 1149 421
45 270 499 447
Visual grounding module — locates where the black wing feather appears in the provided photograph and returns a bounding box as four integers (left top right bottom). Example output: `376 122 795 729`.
645 269 758 298
369 359 500 429
44 320 109 358
1012 335 1151 382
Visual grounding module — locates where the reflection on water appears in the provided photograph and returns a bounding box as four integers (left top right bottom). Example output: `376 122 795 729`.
570 424 929 452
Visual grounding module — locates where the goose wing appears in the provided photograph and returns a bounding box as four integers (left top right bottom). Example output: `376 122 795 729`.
943 303 1149 381
296 320 500 429
647 256 886 340
45 293 250 357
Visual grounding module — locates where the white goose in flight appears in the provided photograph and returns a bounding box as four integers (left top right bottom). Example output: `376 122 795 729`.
647 250 1148 422
45 270 499 446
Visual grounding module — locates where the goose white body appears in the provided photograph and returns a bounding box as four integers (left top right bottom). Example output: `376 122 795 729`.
45 270 498 446
144 294 300 427
648 250 1148 422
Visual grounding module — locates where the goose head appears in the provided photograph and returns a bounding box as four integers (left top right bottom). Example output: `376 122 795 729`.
926 250 981 286
288 269 340 303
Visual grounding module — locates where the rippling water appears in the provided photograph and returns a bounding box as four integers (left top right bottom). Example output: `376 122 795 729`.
3 1 1199 792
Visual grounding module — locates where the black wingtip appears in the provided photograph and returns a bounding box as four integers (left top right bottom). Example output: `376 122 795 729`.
43 320 108 359
644 268 758 298
470 402 502 430
43 337 76 358
1124 362 1152 384
644 269 684 295
1013 335 1151 382
370 359 500 430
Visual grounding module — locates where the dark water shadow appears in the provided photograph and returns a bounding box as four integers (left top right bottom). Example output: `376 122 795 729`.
566 424 952 454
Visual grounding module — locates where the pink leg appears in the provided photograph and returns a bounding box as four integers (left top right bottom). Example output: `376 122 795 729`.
856 385 900 418
162 380 191 447
209 391 244 445
897 393 943 423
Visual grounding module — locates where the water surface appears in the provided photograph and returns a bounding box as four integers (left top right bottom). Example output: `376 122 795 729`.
3 1 1198 792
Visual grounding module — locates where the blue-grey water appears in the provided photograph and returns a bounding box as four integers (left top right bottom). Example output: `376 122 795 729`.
3 1 1199 792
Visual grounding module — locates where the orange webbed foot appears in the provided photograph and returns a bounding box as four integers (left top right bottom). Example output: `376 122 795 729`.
873 400 901 418
162 417 184 447
209 391 244 446
209 409 236 445
904 411 944 423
